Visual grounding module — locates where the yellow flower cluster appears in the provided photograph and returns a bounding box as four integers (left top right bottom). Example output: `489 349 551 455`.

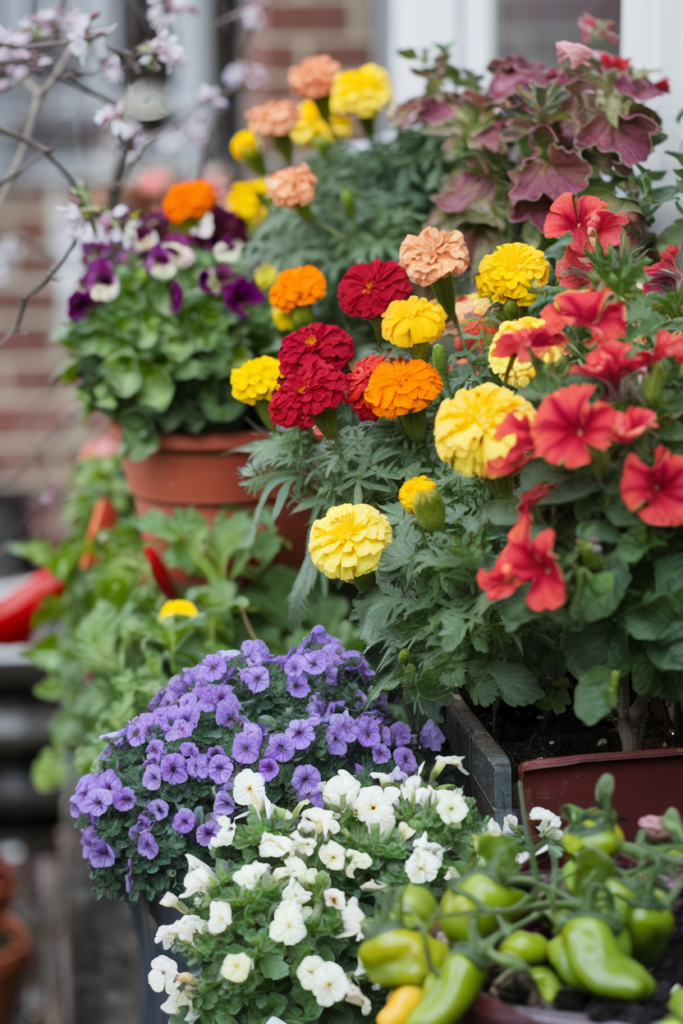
230 356 281 406
290 99 352 145
382 296 447 349
253 263 278 291
228 129 261 162
476 243 550 307
226 178 268 227
434 382 535 478
158 599 198 620
309 503 392 581
329 63 392 120
398 476 437 514
488 316 565 388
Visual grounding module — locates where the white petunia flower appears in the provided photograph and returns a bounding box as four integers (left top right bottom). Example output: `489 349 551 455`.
273 855 309 882
435 788 469 826
486 819 502 836
360 879 386 891
158 892 182 910
289 830 317 858
297 954 324 991
159 986 197 1020
209 816 236 850
413 831 445 860
503 814 519 835
219 952 254 983
322 770 361 808
432 754 469 778
346 981 373 1016
354 787 396 836
398 821 417 840
405 848 441 884
180 854 216 898
269 900 307 945
154 923 180 950
345 849 373 878
310 961 350 1007
282 879 312 905
299 807 340 838
233 769 266 811
173 915 207 946
340 896 365 940
323 888 346 910
529 807 563 841
148 954 178 993
318 840 346 871
259 832 294 859
207 900 232 935
444 866 461 881
232 861 269 890
300 867 319 886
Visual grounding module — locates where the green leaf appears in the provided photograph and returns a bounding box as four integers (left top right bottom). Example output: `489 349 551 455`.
623 591 683 642
569 558 631 623
484 499 518 526
103 353 143 399
561 622 629 678
646 639 683 672
138 365 175 413
497 589 538 632
438 609 468 652
653 552 683 595
574 666 618 726
259 954 290 980
486 660 544 706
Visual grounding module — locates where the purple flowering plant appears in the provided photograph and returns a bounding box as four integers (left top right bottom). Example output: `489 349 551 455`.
71 626 448 902
55 201 278 461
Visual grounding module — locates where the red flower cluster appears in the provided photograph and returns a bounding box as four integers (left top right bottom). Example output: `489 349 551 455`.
269 354 347 429
337 260 412 319
492 322 568 364
621 445 683 527
574 340 652 391
654 329 683 363
544 193 629 288
541 288 627 343
346 355 384 421
532 383 615 469
278 323 354 374
644 245 682 294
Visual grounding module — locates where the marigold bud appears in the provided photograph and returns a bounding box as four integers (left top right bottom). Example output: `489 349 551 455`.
413 487 446 531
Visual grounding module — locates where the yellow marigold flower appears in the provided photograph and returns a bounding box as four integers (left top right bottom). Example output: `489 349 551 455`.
382 296 447 349
488 316 565 389
329 63 392 120
399 476 437 514
476 243 550 307
271 307 294 332
434 382 535 478
226 179 268 227
230 356 281 405
253 263 278 290
159 599 199 619
331 114 353 138
229 129 261 162
309 503 392 581
290 99 334 145
269 265 327 314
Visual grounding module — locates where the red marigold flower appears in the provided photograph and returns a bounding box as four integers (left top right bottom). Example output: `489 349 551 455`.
620 445 683 526
653 329 683 363
541 288 627 342
278 323 354 374
486 411 536 479
337 259 412 319
532 382 616 469
644 245 682 294
544 193 629 254
599 52 630 71
477 506 566 612
346 354 384 422
269 354 347 430
612 406 658 444
573 340 652 390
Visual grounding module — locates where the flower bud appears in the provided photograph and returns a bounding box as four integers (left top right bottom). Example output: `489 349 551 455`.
291 305 314 328
432 343 450 392
413 487 446 531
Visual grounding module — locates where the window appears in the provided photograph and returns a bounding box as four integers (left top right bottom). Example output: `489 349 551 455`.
498 0 620 64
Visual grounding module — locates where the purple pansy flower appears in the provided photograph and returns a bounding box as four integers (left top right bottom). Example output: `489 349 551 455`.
160 753 188 784
394 746 418 775
266 733 295 763
172 808 196 834
196 820 221 847
198 653 227 683
68 290 95 320
239 665 270 693
169 279 183 313
113 786 136 812
198 263 233 296
285 719 316 751
145 244 177 281
83 258 120 302
213 791 235 816
147 799 169 821
138 831 159 860
291 764 321 798
420 719 446 753
208 754 233 785
258 757 279 782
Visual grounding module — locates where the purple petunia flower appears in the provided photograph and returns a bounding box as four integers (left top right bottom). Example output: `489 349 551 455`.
308 625 336 645
147 798 169 821
286 676 311 699
207 745 225 758
145 739 165 762
258 757 279 782
160 753 188 784
172 808 196 834
216 694 241 725
326 732 347 757
303 649 331 675
196 820 221 847
75 775 92 795
232 727 261 765
420 719 446 753
80 787 113 817
113 786 136 812
99 769 123 791
127 713 153 747
239 665 270 693
390 722 412 748
187 753 209 779
197 653 228 682
180 742 199 757
129 813 152 840
89 838 116 868
213 791 235 816
291 764 321 798
169 279 183 313
125 858 133 894
372 743 391 765
284 653 308 678
69 795 82 818
241 638 270 662
307 789 324 808
330 712 358 744
208 754 233 785
142 764 162 791
356 715 381 748
138 831 159 860
266 733 295 763
285 718 316 751
68 290 95 320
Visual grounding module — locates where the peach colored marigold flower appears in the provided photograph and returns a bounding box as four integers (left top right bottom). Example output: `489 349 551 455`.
382 296 447 348
435 383 536 478
245 98 299 138
265 162 318 209
288 54 342 99
364 359 443 419
269 265 327 313
399 226 470 288
309 503 392 581
476 243 550 307
399 476 437 514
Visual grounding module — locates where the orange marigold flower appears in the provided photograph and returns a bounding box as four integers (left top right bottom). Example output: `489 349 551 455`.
269 265 327 314
266 162 318 209
245 98 299 137
364 359 443 419
161 179 215 225
399 226 470 288
288 54 342 99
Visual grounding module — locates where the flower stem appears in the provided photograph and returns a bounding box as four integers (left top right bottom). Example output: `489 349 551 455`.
255 400 275 431
274 135 293 164
360 117 374 139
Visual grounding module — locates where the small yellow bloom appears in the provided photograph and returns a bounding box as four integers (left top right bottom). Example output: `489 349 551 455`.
329 63 392 120
159 599 199 619
434 382 535 478
476 243 550 307
229 129 261 162
309 503 392 581
488 316 565 388
290 99 333 145
399 476 437 514
382 296 447 349
330 113 353 138
230 355 281 405
253 263 278 291
226 178 268 227
271 306 294 332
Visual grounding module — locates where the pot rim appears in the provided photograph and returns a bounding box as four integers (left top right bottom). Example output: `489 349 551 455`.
156 429 267 453
519 745 683 775
468 992 622 1024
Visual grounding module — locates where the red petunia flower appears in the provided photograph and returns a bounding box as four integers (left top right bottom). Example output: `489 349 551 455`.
541 288 627 342
337 259 412 319
554 246 593 289
532 382 616 469
269 354 347 430
620 445 683 526
654 78 669 93
518 482 555 513
574 340 652 390
278 323 355 374
544 193 629 254
346 354 384 422
653 329 683 364
644 245 682 294
599 52 630 71
492 323 568 364
612 406 658 444
486 411 536 479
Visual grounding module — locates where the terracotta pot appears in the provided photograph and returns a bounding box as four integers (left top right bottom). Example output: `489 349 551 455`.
0 859 15 911
464 994 589 1024
122 431 310 569
519 747 683 839
0 910 32 1024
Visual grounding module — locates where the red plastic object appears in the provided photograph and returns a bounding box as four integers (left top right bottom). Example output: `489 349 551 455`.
0 568 64 642
0 910 32 1024
464 993 591 1024
144 547 176 599
519 747 683 839
78 496 118 570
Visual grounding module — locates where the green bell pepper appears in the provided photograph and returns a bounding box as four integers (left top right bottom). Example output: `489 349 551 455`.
627 906 675 966
562 822 624 858
405 952 487 1024
547 935 587 991
530 966 562 1004
562 847 616 895
401 884 438 929
359 928 449 988
562 916 656 1001
499 929 548 965
668 984 683 1021
439 873 525 942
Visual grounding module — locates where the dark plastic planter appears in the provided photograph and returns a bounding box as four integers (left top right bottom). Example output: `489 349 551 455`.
445 696 513 824
463 993 616 1024
130 896 188 1024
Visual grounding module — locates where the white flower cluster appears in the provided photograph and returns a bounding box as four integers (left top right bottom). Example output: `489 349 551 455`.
486 806 563 862
148 954 199 1023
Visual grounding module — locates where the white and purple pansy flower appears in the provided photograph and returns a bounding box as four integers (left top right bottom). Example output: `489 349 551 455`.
83 257 121 302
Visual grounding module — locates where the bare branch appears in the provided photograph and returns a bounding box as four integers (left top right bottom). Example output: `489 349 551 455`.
0 240 77 353
0 126 77 188
0 152 44 189
58 74 118 105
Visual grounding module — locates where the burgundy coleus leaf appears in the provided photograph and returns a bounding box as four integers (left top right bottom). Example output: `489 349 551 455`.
614 73 669 102
488 54 550 100
508 133 591 206
434 170 497 214
393 94 457 128
470 121 506 153
577 111 660 167
509 197 553 231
